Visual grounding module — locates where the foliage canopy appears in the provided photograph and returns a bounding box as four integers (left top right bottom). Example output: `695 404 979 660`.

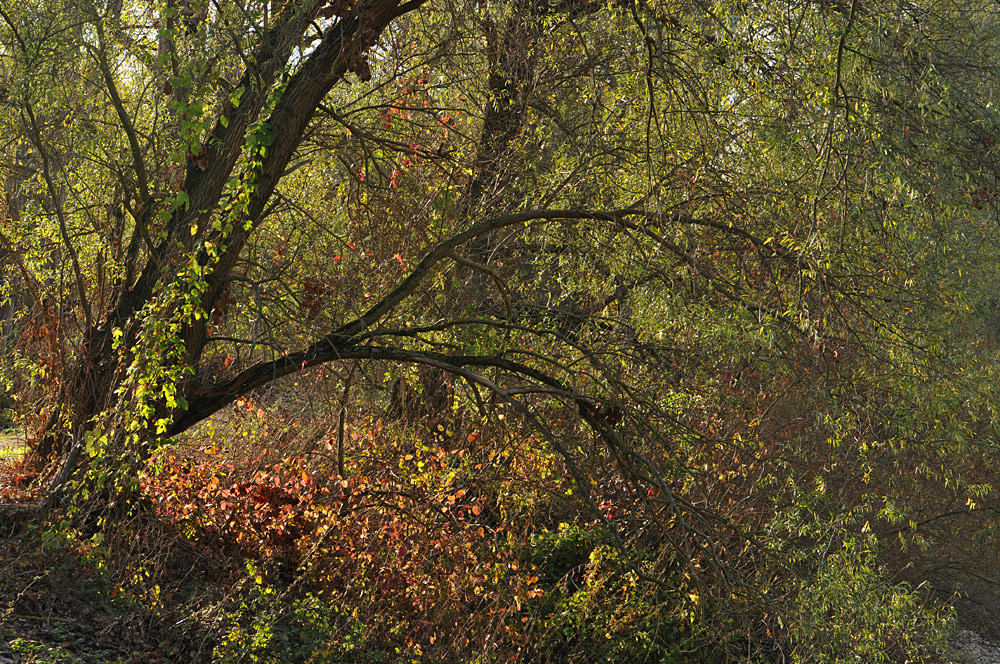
3 0 1000 659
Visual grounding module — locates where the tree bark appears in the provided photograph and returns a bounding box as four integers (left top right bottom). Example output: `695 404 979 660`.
36 0 429 497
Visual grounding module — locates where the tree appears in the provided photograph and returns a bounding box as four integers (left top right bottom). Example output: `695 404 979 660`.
4 0 1000 653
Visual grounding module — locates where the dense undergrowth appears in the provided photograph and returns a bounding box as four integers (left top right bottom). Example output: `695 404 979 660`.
5 1 1000 660
4 329 992 663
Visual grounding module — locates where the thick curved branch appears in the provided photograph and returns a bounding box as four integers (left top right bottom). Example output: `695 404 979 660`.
175 205 816 432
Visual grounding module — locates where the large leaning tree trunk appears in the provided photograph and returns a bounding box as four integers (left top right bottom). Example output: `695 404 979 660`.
0 0 669 511
2 0 430 499
0 0 690 513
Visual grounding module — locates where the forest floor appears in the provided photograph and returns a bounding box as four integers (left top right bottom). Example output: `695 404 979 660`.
0 518 180 664
0 433 28 510
0 434 180 664
0 433 997 663
0 433 25 461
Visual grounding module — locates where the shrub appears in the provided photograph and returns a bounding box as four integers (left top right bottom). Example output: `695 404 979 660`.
790 540 953 663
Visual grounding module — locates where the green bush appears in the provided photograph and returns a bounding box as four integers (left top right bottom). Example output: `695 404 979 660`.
790 540 953 663
527 543 708 664
527 524 601 586
214 573 375 664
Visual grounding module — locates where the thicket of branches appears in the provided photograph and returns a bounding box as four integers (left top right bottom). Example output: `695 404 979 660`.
3 0 1000 660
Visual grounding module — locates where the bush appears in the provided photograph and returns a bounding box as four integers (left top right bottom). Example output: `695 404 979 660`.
526 524 601 586
214 571 376 664
527 543 709 664
790 540 953 663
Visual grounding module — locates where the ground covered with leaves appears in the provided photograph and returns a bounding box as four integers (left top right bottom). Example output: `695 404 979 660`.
0 377 987 664
0 399 757 663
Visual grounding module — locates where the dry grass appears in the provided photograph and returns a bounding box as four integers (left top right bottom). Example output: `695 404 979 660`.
0 431 26 461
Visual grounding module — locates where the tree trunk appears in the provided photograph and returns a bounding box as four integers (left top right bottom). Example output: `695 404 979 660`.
34 0 429 503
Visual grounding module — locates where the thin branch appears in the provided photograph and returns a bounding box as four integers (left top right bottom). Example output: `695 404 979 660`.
23 105 93 328
90 24 150 206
